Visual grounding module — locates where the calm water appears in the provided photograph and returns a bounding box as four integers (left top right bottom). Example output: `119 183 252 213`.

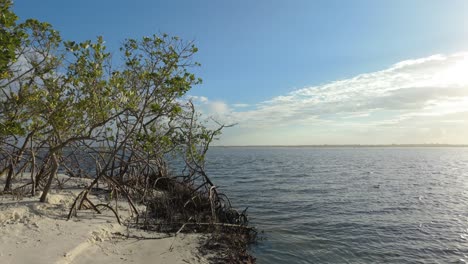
205 147 468 264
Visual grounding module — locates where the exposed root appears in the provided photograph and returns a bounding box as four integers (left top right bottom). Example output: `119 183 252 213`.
95 203 121 225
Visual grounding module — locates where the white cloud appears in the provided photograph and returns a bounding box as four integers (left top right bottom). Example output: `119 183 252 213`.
193 52 468 145
188 95 208 103
208 100 229 114
232 103 249 108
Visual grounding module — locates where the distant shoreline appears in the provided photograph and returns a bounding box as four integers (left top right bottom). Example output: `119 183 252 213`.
213 144 468 148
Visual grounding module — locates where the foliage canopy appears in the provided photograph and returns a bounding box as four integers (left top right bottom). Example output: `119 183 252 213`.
0 0 224 203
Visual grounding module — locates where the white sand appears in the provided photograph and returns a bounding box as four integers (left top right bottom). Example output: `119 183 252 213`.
0 175 209 264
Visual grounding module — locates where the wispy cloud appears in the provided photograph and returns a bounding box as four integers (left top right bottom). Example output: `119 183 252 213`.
208 101 230 114
232 103 249 108
192 52 468 145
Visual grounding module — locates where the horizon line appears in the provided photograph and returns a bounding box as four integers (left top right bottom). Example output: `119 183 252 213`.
212 144 468 148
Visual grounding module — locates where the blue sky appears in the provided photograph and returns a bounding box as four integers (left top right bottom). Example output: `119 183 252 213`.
14 1 468 145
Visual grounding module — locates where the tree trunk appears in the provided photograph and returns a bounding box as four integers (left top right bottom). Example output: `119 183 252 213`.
3 132 34 192
31 150 36 196
39 152 59 202
35 155 50 189
3 164 14 192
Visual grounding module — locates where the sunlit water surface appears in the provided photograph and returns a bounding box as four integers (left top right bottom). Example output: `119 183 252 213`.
204 147 468 264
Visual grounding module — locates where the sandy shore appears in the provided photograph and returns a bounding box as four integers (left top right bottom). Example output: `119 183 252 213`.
0 175 209 264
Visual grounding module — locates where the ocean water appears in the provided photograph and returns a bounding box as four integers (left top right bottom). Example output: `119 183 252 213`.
205 147 468 264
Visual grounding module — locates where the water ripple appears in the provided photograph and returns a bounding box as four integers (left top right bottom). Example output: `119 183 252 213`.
205 147 468 263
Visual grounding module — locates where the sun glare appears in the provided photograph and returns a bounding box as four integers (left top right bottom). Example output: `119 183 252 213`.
436 54 468 86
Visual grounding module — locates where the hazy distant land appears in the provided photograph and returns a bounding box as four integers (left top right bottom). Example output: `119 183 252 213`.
215 144 468 148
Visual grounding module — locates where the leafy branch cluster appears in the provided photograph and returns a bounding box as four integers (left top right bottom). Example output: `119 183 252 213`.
1 0 251 229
